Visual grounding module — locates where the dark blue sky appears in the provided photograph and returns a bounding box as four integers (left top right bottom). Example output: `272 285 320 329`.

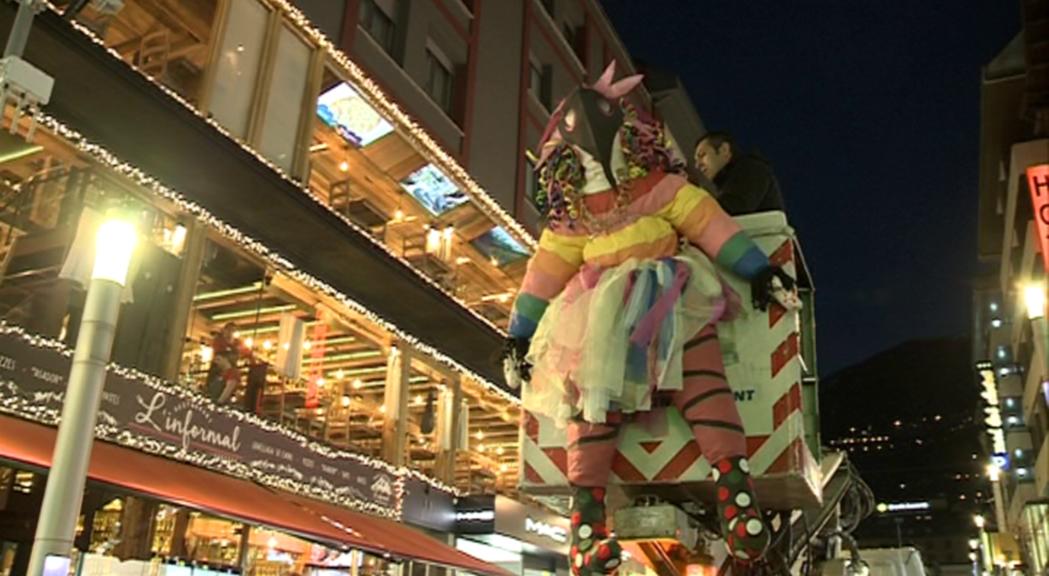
601 0 1020 374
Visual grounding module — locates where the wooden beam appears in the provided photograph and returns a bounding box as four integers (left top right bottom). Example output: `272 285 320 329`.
380 343 410 465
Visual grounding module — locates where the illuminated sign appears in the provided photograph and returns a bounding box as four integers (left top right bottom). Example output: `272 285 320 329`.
455 510 496 522
1028 164 1049 271
877 501 931 513
525 517 568 544
317 82 394 147
978 365 1008 456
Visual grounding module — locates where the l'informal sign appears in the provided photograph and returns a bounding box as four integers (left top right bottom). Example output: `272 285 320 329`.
0 327 410 514
1027 164 1049 271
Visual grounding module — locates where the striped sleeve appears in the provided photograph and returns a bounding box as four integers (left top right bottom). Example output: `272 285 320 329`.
508 227 587 339
657 183 769 279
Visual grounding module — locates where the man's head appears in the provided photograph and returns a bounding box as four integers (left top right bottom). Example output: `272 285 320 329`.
222 322 237 339
694 131 735 179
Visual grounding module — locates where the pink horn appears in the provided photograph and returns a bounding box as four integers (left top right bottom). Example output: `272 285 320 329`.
593 60 617 93
607 73 644 99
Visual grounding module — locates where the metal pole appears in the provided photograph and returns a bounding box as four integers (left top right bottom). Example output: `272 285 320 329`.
26 277 125 576
3 0 38 58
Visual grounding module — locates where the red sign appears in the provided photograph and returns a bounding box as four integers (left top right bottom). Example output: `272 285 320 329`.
1027 164 1049 270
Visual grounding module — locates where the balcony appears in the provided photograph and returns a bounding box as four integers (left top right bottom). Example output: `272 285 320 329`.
0 1 545 384
0 114 522 497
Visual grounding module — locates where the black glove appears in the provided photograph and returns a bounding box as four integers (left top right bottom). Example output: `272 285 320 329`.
750 266 796 311
502 337 532 389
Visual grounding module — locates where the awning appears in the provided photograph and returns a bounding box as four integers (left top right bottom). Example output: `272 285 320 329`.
283 492 486 572
0 417 506 576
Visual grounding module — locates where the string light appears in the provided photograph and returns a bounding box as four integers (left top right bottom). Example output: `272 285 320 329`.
34 114 520 407
252 0 536 250
0 323 459 520
50 3 531 339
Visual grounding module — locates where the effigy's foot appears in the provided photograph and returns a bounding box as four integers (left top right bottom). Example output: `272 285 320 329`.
712 456 770 562
569 486 622 575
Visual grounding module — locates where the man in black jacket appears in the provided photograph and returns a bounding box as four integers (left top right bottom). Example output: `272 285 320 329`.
694 131 785 215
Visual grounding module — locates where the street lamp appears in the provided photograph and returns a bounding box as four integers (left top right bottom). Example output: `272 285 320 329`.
1024 283 1048 376
27 211 137 576
973 514 985 529
1024 283 1046 320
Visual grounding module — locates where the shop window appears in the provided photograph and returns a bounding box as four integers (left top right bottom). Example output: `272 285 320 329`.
360 0 396 56
257 25 312 172
207 0 270 139
0 136 193 378
181 237 393 457
425 44 454 117
184 513 245 568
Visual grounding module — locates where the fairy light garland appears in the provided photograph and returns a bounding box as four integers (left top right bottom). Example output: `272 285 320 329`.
265 0 538 251
47 6 516 340
37 113 521 410
0 323 455 519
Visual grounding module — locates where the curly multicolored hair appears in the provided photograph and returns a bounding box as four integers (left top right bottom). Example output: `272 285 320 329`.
533 104 686 228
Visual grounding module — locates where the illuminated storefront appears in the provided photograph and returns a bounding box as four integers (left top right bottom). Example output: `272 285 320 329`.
454 496 569 576
1020 503 1048 574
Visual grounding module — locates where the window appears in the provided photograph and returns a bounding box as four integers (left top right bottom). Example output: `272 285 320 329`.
258 26 311 172
524 155 539 208
360 0 395 55
528 58 552 110
426 47 454 115
208 0 269 139
540 0 555 16
562 23 576 49
564 22 587 66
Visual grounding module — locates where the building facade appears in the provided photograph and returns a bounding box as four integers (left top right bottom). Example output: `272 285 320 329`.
0 1 703 575
975 12 1049 574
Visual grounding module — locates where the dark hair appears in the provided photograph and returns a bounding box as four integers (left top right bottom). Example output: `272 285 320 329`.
696 131 735 155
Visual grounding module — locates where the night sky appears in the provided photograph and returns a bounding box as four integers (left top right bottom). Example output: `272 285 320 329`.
600 1 1019 374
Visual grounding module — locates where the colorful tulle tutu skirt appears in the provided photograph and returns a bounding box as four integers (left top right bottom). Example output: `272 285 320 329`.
525 245 734 427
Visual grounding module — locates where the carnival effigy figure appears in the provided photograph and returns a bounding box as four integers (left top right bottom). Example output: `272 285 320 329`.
503 62 795 571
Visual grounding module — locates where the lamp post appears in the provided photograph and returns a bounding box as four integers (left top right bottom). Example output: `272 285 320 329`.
26 213 138 576
1024 283 1047 369
985 462 1008 542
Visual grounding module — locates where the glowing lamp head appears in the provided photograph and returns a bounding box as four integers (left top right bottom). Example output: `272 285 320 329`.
92 217 138 285
973 514 986 529
986 462 1001 482
1025 283 1047 320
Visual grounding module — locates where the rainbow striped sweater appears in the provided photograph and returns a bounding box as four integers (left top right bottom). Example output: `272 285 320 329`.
508 172 770 339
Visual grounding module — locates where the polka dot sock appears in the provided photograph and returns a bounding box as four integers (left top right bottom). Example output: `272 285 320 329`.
569 486 622 575
712 456 769 562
